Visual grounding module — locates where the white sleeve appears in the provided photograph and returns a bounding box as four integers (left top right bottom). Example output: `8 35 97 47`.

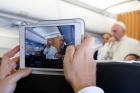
97 43 111 60
97 46 108 60
77 86 104 93
43 48 47 55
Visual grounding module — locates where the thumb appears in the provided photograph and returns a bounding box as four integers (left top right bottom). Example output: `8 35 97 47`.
8 68 32 83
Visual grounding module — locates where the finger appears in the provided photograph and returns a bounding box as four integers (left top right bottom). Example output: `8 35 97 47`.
82 36 94 48
77 36 94 53
6 57 19 72
81 35 91 44
11 56 19 64
11 68 17 74
3 45 20 58
0 62 17 80
64 45 75 64
76 37 96 61
64 45 75 71
63 46 75 80
7 68 32 83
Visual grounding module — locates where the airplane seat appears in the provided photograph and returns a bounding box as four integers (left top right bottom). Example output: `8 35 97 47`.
14 62 140 93
97 62 140 93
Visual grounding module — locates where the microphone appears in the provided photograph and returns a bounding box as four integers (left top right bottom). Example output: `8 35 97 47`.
108 37 116 49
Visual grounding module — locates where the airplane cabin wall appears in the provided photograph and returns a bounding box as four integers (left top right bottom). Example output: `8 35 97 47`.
0 28 19 57
0 0 117 57
58 1 116 34
0 0 116 33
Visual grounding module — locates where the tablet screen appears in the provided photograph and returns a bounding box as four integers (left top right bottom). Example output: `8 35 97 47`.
25 25 75 69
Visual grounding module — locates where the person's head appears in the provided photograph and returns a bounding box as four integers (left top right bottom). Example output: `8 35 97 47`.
60 39 64 45
47 39 53 47
111 21 126 41
124 54 139 61
102 33 111 45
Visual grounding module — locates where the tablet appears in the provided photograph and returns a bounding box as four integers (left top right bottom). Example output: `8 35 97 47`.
20 19 85 75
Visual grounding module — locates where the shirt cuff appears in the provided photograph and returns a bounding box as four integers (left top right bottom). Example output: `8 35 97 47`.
77 86 104 93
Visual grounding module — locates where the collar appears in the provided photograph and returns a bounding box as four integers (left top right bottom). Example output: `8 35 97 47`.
119 35 127 41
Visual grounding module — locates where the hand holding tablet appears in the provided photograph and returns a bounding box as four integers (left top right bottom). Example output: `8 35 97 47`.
20 19 85 75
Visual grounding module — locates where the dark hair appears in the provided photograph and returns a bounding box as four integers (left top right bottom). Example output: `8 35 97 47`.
125 54 139 61
102 32 111 37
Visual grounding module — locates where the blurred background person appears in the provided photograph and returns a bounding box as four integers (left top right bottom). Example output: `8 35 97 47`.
97 36 116 60
55 39 67 60
124 53 139 61
95 33 112 60
43 39 57 59
102 33 112 45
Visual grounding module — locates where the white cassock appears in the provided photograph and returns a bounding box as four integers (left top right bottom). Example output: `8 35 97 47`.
43 46 57 59
98 35 140 61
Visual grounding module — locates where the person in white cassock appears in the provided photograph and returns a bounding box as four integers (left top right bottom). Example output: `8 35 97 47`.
98 21 140 61
0 37 104 93
43 40 57 59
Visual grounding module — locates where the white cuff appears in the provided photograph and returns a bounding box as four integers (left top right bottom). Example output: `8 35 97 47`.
77 86 104 93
